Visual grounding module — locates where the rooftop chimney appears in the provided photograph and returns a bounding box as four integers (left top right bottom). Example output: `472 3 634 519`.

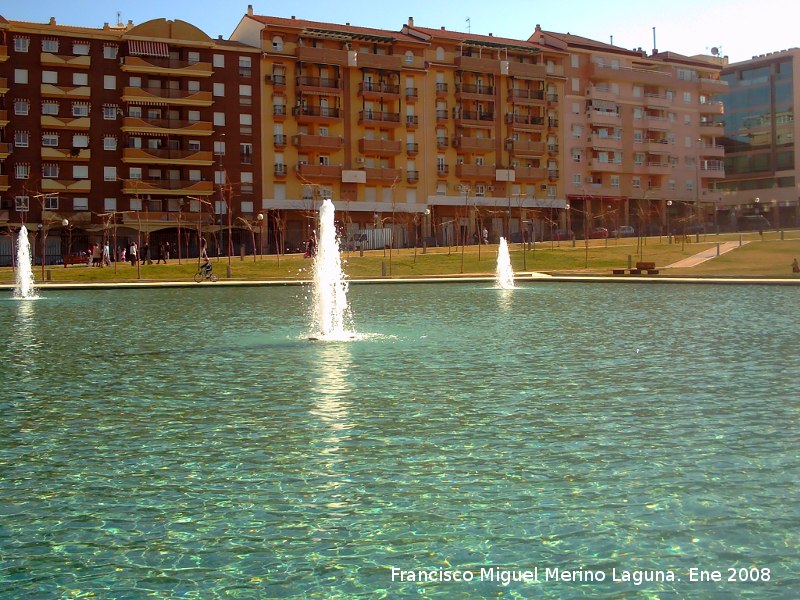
247 4 253 15
408 17 414 27
49 17 56 25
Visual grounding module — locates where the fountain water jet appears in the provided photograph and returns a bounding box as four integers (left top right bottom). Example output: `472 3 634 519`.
13 225 38 300
495 236 516 289
309 199 355 340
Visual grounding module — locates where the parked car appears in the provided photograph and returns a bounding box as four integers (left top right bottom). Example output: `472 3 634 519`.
611 225 635 238
589 227 608 239
738 215 771 232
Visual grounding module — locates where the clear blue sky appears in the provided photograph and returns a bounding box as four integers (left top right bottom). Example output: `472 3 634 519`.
2 0 796 63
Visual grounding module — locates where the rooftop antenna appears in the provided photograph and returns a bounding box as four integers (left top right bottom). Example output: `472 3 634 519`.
466 17 471 33
116 11 122 27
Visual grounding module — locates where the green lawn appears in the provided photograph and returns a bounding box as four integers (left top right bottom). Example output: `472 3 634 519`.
3 230 800 283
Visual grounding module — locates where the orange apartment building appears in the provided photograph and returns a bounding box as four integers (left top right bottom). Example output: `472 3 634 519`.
529 26 728 237
231 9 568 249
0 15 261 265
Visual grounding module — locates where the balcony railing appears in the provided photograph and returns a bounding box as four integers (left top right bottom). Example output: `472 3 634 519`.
364 167 402 182
41 52 91 69
406 143 419 154
293 134 345 151
296 163 343 180
359 111 401 125
296 76 341 90
407 170 419 182
292 106 342 119
274 164 287 176
452 136 494 151
122 179 214 196
122 148 213 165
359 82 400 95
508 88 545 102
120 56 212 77
122 87 213 106
358 139 403 155
456 83 494 96
121 116 213 136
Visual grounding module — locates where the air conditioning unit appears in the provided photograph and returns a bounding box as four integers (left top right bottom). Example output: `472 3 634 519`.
356 157 365 164
486 186 494 192
585 176 593 183
264 75 272 83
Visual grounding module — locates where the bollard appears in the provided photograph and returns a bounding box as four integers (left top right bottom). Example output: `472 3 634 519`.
695 233 700 243
781 230 785 240
359 248 364 257
739 234 742 247
226 264 233 278
240 244 245 261
627 255 632 269
46 269 52 281
716 243 720 256
381 261 387 277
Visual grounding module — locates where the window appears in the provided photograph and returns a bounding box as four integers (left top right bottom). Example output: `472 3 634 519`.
101 166 115 182
14 69 28 84
72 104 90 117
129 76 142 88
684 114 691 125
42 71 58 84
610 175 620 188
103 45 118 59
240 172 253 193
128 106 142 118
668 179 676 191
104 198 117 211
104 75 117 90
571 102 580 115
14 37 30 52
42 39 59 53
14 132 30 147
404 51 414 64
187 51 200 64
15 196 30 211
633 130 643 143
685 180 694 192
570 54 579 68
685 136 693 148
16 164 30 179
272 36 283 51
213 112 225 126
239 56 251 69
102 106 116 120
213 82 225 96
239 84 252 97
188 140 201 151
72 134 89 148
43 164 60 179
14 100 29 115
572 149 582 163
240 113 252 134
73 165 89 179
104 136 117 150
213 141 226 155
42 133 59 147
571 124 582 138
572 174 581 186
187 110 200 122
683 91 691 104
73 42 90 55
241 143 253 163
634 153 645 166
571 78 580 92
188 169 201 182
42 101 59 115
633 85 643 98
436 47 445 61
44 195 59 210
213 53 225 67
632 176 641 189
129 167 142 179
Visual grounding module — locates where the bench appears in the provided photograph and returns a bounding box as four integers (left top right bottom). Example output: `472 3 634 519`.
612 262 659 276
64 255 87 266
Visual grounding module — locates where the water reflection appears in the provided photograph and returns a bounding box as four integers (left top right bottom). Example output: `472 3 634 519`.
10 301 41 381
309 342 353 457
497 287 515 312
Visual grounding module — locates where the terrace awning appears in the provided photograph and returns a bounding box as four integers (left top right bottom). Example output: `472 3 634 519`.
128 40 169 58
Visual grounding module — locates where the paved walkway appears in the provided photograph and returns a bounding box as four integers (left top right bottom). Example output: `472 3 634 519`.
665 241 749 269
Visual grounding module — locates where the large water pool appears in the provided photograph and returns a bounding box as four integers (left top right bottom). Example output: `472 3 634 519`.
1 283 798 598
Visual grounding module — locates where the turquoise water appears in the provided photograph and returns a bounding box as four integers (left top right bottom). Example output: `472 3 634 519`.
1 283 798 598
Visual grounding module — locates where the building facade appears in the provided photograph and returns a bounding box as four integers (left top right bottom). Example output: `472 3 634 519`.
0 15 261 265
719 48 800 229
529 26 728 236
231 9 568 249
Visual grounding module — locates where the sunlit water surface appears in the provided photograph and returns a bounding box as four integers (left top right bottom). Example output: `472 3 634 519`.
1 283 798 598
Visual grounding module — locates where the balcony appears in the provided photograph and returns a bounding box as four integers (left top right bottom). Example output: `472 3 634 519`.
41 52 91 69
358 138 403 155
273 105 287 120
642 115 670 131
699 143 725 158
642 139 672 154
700 160 725 178
121 116 213 136
407 170 419 183
406 142 419 155
41 115 91 130
513 166 546 181
41 178 92 193
456 164 496 179
435 109 448 123
436 137 449 149
506 61 547 80
293 134 344 151
456 110 496 127
507 88 546 104
0 77 7 95
436 165 450 177
122 87 213 107
504 113 544 130
274 163 287 177
359 110 401 127
364 167 402 182
122 179 214 196
590 62 672 86
292 105 342 123
0 175 9 191
644 93 671 108
507 139 545 156
405 87 418 102
455 83 495 99
296 163 343 181
586 85 617 102
358 81 400 99
455 54 501 74
274 134 287 147
452 136 494 152
698 77 728 94
0 109 7 128
41 84 91 99
0 45 8 63
435 82 448 96
120 56 212 77
41 147 91 161
354 53 402 71
644 161 672 175
406 115 419 129
699 121 725 136
590 159 624 173
122 148 213 166
121 211 207 226
587 109 620 126
0 141 11 159
296 46 351 66
589 135 623 151
700 100 724 115
296 76 342 95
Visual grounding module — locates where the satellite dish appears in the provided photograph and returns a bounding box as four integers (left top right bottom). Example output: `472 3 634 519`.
711 47 719 56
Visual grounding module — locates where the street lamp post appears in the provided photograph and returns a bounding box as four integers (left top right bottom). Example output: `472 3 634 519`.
666 200 673 243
